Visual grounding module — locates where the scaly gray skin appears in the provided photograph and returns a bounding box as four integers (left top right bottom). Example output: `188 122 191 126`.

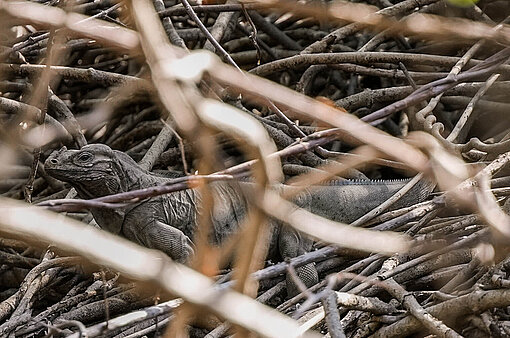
44 144 431 294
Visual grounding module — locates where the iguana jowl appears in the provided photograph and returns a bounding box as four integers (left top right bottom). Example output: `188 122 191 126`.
44 144 431 293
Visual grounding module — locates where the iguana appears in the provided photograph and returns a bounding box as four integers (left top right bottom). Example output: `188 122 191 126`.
44 144 431 294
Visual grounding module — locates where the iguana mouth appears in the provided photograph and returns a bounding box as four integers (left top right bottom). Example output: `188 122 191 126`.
43 167 93 182
42 167 69 181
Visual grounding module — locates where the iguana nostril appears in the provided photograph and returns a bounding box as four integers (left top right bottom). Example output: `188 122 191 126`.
49 158 58 165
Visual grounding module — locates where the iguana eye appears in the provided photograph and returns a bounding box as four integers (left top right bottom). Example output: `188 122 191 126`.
77 152 93 162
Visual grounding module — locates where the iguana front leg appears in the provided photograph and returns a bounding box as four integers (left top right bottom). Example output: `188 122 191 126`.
122 219 195 263
279 226 318 296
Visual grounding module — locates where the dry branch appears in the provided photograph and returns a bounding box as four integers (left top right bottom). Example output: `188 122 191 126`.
1 0 510 336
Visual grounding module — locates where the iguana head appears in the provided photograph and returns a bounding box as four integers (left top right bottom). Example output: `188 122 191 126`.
44 144 139 198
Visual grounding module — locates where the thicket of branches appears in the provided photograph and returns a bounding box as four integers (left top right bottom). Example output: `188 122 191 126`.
2 0 510 337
